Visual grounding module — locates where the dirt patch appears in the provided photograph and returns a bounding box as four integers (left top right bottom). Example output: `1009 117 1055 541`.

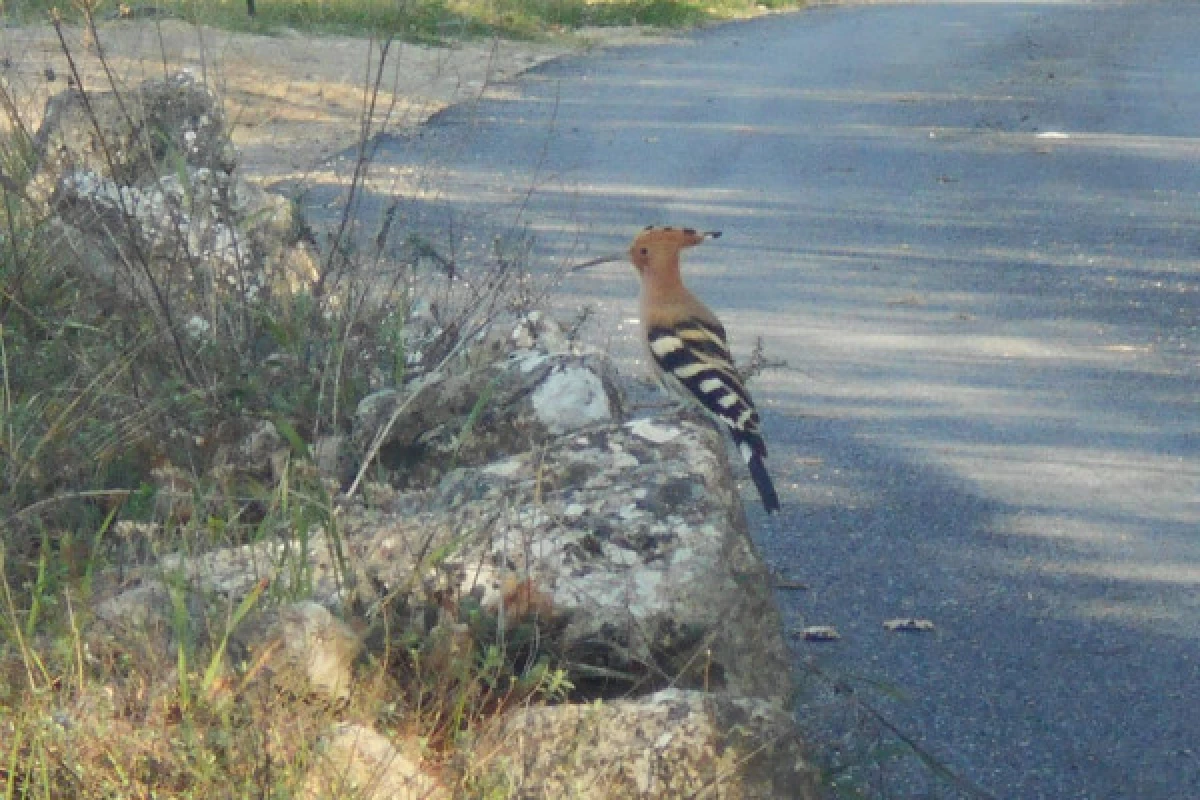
0 19 673 183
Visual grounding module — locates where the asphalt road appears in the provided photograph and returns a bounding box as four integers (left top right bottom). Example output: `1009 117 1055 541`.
301 3 1200 796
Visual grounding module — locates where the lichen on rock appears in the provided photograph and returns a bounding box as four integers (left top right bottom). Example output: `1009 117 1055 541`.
31 71 319 334
478 689 821 799
347 407 793 706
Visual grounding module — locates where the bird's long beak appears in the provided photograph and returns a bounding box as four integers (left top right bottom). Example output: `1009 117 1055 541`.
568 252 626 273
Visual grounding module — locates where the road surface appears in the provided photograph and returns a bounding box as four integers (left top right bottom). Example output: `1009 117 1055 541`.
301 2 1200 796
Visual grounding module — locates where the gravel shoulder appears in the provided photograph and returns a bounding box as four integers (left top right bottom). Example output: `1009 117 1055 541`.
0 18 673 181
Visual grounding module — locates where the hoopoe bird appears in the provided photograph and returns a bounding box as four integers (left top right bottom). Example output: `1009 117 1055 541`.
626 226 781 513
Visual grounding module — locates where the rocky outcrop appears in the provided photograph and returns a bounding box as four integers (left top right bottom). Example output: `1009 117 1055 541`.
94 349 792 706
86 338 813 794
349 408 793 705
31 71 236 198
31 72 318 330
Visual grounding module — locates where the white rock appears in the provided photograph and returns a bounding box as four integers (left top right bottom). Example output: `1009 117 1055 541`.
626 417 682 444
531 366 612 434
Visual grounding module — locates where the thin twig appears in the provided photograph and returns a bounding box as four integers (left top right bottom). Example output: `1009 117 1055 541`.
803 660 1001 800
10 489 133 523
316 35 395 299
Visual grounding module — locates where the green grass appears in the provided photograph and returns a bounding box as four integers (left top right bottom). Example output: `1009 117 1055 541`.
4 0 804 41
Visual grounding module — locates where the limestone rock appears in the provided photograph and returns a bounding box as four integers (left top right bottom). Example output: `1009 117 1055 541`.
302 723 448 800
89 586 359 703
348 408 792 705
31 71 236 201
88 582 187 664
393 311 578 390
152 527 346 600
46 167 318 313
87 523 349 685
238 602 362 702
31 72 318 331
93 404 791 705
510 310 571 354
353 350 621 489
460 311 574 371
531 364 612 434
481 689 820 799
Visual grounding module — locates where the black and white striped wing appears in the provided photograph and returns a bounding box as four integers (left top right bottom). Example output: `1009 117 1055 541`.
645 319 765 458
646 318 780 512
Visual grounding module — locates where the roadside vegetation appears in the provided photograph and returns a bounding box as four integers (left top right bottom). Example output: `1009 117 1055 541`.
3 0 804 41
0 2 994 798
0 4 584 793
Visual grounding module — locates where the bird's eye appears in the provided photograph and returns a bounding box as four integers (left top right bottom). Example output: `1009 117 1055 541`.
639 248 649 256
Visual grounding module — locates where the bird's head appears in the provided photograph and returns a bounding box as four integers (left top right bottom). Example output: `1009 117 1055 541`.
629 226 721 274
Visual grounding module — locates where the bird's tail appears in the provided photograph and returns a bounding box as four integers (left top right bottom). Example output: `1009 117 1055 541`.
736 437 781 514
747 453 781 513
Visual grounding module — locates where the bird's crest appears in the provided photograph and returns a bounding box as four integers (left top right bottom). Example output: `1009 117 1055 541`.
633 226 721 252
630 226 721 273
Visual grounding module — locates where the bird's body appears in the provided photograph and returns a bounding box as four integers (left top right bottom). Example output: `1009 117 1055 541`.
626 226 780 513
